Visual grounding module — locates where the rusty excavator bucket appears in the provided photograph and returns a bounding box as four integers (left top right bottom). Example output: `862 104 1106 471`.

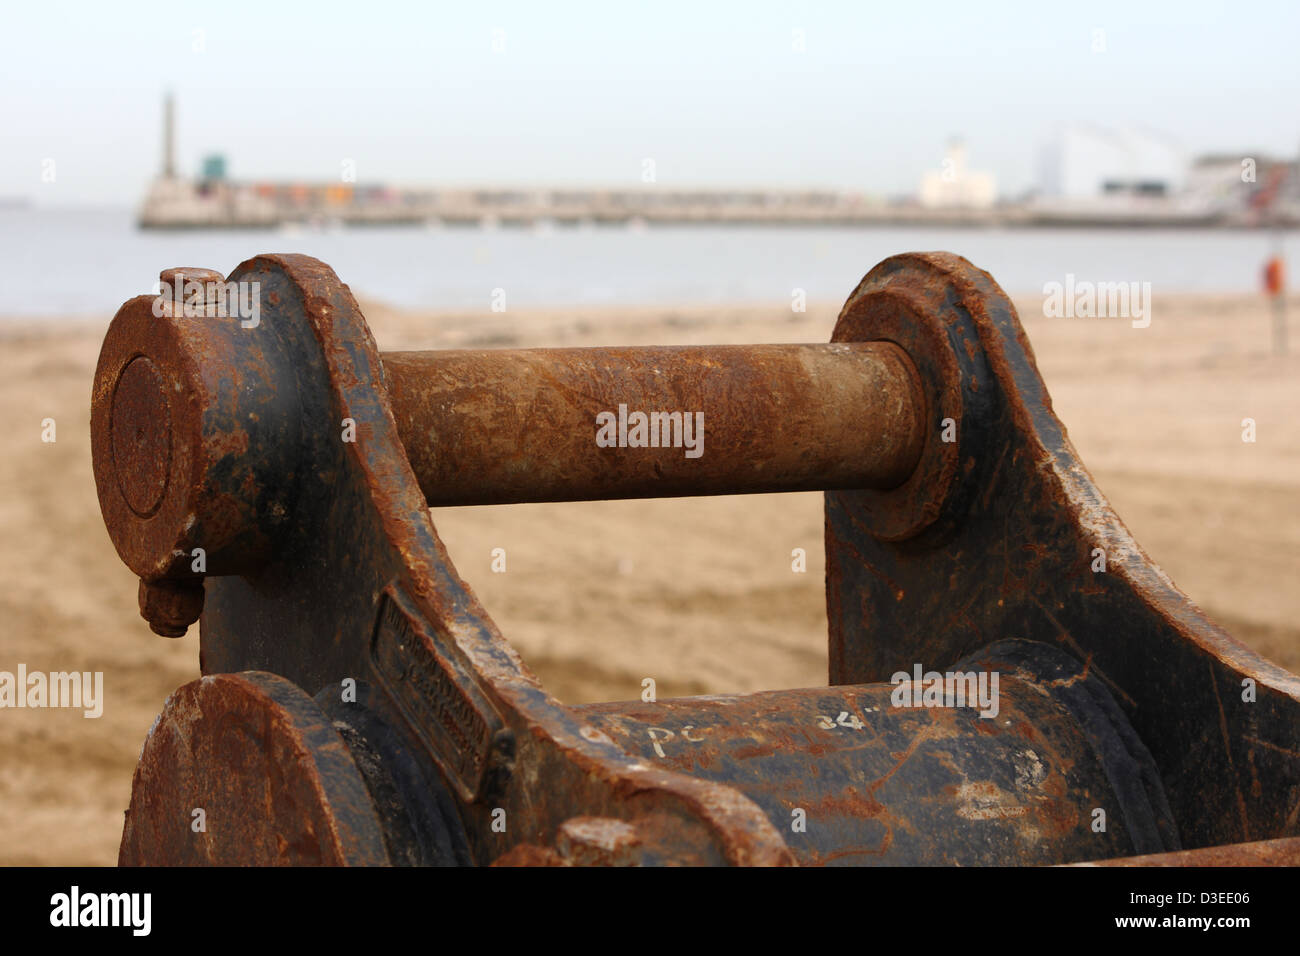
89 252 1300 866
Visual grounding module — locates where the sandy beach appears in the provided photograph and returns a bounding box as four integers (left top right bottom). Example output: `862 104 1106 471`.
1 288 1297 865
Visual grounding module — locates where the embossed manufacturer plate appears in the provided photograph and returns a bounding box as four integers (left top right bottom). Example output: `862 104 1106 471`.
370 586 505 802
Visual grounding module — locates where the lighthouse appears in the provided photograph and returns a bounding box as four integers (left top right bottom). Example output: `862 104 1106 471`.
162 92 176 180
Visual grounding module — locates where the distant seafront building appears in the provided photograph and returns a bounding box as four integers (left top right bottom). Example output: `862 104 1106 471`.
918 141 997 209
1033 125 1298 224
1039 125 1187 199
1185 153 1300 220
1027 125 1253 225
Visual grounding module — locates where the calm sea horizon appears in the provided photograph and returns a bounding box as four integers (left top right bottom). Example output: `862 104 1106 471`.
2 206 1293 320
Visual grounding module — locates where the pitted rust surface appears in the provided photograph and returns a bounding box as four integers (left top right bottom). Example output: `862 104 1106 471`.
577 640 1177 865
385 342 923 505
91 281 301 585
1077 836 1300 867
94 251 1300 867
137 577 203 638
825 252 1300 854
119 671 389 866
109 355 172 517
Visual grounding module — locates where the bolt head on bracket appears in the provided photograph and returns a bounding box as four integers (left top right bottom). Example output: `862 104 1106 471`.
91 268 303 634
831 253 994 542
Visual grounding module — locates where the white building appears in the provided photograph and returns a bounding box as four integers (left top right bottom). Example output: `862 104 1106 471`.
919 141 997 209
1039 126 1187 199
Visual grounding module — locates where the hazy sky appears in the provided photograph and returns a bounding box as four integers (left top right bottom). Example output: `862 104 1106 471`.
3 0 1298 205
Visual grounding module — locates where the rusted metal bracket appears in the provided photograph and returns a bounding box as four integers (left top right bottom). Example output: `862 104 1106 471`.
91 252 1300 866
